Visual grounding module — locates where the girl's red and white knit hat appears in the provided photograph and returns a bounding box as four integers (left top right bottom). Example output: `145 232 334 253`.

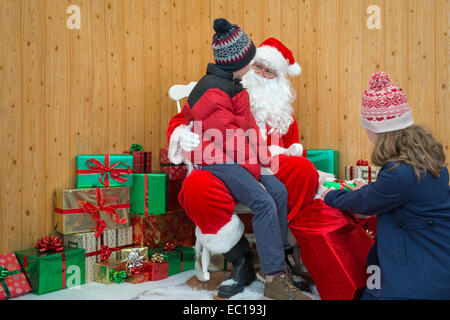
361 72 414 133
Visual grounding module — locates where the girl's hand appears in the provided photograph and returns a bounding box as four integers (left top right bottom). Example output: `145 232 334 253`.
321 187 334 200
344 179 366 191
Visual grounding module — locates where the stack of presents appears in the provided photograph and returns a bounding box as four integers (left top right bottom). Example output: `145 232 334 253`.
1 147 381 300
1 145 196 299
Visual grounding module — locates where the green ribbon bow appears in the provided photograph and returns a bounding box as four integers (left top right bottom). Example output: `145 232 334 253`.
110 270 127 284
130 144 144 152
1 265 23 299
0 266 9 280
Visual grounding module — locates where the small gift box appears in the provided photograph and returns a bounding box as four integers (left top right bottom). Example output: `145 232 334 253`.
125 261 153 284
130 173 167 216
121 248 150 284
131 209 195 247
63 227 133 282
307 149 340 178
76 154 133 188
0 253 31 300
147 242 194 276
324 180 356 192
124 144 152 174
94 260 127 284
15 236 86 295
345 160 380 184
160 147 188 181
54 187 130 237
148 253 169 281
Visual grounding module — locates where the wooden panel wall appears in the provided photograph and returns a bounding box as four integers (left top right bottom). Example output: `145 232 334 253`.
1 0 448 254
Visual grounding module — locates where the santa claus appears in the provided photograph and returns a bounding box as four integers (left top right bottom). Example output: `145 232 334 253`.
166 37 319 297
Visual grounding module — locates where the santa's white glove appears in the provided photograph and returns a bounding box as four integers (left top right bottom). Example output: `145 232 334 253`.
268 145 288 156
286 143 304 157
179 121 200 152
168 121 200 165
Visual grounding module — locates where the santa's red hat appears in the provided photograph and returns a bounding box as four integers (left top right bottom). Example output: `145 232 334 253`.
255 37 302 77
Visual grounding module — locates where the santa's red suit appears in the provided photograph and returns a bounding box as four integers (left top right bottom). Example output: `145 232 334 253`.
166 110 319 254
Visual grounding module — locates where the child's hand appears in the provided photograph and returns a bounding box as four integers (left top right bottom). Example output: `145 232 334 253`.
343 179 366 191
321 187 335 200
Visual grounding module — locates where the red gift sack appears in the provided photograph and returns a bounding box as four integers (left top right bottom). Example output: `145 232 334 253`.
288 199 374 300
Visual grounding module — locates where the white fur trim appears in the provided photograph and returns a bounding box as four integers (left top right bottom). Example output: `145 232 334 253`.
195 214 244 254
360 111 414 134
255 46 289 76
288 62 301 77
168 125 187 165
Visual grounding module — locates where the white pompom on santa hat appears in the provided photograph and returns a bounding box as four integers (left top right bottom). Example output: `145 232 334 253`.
256 37 302 77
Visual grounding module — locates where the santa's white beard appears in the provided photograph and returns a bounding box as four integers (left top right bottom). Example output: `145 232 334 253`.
242 69 295 135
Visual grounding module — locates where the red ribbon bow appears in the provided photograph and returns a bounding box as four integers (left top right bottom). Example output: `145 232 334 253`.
78 155 133 188
163 242 176 251
100 245 112 263
35 236 64 253
129 265 144 275
356 159 369 166
78 188 128 237
333 179 347 190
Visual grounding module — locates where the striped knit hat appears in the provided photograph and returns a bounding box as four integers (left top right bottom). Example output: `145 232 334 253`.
212 18 256 73
360 72 414 133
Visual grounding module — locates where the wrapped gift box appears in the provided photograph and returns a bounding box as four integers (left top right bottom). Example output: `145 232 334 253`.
148 244 194 276
63 227 133 282
76 154 133 188
288 199 374 300
54 187 130 236
131 209 195 247
306 149 339 178
124 151 152 174
0 253 32 300
345 162 380 184
324 180 356 191
94 260 127 284
125 262 153 284
14 247 86 295
131 173 167 216
148 260 169 281
160 147 188 181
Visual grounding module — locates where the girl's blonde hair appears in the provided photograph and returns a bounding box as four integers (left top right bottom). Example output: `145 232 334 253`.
371 125 446 182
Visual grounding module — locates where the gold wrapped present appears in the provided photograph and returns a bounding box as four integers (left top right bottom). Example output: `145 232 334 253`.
54 187 130 236
94 260 127 284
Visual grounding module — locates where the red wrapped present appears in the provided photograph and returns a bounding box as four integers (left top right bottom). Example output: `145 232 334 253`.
131 209 195 247
123 144 152 173
149 253 169 281
0 253 32 300
160 147 187 181
288 199 374 300
132 151 152 174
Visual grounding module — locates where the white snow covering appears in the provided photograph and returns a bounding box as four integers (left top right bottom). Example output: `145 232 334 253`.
11 270 320 300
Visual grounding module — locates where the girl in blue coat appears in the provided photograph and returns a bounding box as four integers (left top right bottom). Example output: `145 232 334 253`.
322 72 450 299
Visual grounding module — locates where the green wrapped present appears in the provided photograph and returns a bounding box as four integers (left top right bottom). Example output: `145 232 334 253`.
307 149 339 178
324 180 355 192
147 243 194 276
14 247 85 295
76 154 133 188
131 173 167 216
